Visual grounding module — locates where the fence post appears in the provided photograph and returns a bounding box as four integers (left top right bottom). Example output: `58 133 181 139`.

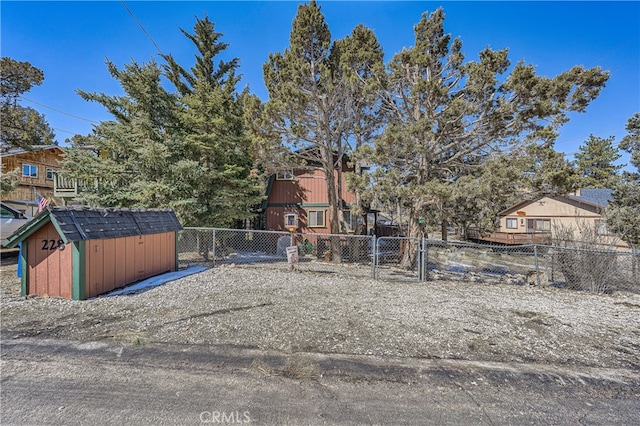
211 229 216 268
420 237 429 282
371 236 377 280
534 244 539 286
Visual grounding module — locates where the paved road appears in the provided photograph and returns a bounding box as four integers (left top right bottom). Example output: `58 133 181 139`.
1 337 638 425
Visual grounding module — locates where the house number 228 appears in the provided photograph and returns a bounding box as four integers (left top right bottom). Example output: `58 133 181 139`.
42 239 64 251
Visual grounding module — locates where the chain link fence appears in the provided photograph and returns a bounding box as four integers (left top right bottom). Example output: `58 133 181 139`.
178 228 375 279
177 228 639 293
374 237 422 282
424 240 541 284
424 240 639 293
547 246 640 293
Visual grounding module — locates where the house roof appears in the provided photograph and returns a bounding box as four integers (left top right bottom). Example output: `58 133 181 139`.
0 144 62 158
2 206 182 248
498 189 613 217
566 188 613 208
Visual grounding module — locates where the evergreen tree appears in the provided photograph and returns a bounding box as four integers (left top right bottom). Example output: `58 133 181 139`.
619 113 640 170
332 25 386 234
607 113 640 248
261 1 343 241
367 8 608 265
0 57 55 153
63 17 261 227
162 16 262 227
63 59 178 208
574 134 623 188
259 1 385 258
259 1 382 260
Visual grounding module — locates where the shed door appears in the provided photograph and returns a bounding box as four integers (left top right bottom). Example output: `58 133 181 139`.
27 222 72 298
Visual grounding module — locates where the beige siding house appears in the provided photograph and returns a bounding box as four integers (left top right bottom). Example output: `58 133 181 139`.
470 189 629 249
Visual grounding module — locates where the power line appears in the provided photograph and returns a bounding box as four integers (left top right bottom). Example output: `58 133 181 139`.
120 0 165 56
20 97 99 124
52 127 81 136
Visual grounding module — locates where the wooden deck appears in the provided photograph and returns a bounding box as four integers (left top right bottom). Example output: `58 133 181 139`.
467 229 551 245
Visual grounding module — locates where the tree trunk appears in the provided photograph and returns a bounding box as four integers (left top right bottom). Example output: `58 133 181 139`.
323 151 342 263
441 219 448 241
400 205 423 269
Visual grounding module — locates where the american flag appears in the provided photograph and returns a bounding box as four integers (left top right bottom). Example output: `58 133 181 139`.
37 193 49 213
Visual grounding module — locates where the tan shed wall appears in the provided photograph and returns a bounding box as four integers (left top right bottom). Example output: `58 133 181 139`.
26 222 72 298
84 232 176 298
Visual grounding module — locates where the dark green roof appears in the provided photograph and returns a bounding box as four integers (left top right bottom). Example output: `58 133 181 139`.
2 206 182 248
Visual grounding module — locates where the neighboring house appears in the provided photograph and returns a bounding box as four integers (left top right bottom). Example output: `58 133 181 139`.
469 189 629 249
262 158 358 234
1 145 64 215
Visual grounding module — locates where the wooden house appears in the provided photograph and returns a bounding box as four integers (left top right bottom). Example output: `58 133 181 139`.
262 159 357 235
2 206 182 300
469 189 629 249
1 145 64 215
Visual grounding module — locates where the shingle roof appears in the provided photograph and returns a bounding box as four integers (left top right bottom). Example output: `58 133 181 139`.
50 207 182 241
0 144 62 157
567 188 613 208
2 206 182 247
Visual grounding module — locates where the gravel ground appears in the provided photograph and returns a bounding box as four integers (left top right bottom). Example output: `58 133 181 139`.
1 260 639 370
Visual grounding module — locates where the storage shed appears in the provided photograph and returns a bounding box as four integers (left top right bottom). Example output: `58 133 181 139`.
2 206 182 300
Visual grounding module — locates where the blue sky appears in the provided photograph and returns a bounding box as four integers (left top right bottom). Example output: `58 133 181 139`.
2 1 639 167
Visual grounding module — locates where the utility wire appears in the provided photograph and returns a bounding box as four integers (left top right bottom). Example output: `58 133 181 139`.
120 0 165 56
20 96 99 124
52 127 81 136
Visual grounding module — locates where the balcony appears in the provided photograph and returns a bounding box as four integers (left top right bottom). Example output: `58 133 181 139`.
53 174 95 198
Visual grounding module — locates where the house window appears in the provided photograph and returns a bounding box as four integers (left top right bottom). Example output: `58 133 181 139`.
342 210 356 231
22 164 38 178
534 219 551 231
527 218 551 232
46 168 55 180
276 170 294 180
506 218 518 229
308 210 325 228
595 220 608 235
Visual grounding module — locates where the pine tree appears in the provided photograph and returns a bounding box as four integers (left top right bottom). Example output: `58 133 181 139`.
64 59 178 208
0 57 55 153
259 1 385 259
574 134 623 188
162 16 262 227
63 17 261 227
366 8 608 266
331 25 386 235
607 113 640 248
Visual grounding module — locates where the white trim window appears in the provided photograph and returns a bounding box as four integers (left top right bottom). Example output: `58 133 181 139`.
276 170 294 180
308 210 325 228
22 164 37 178
595 219 608 235
506 218 518 229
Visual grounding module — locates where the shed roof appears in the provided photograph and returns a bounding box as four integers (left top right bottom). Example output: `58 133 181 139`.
2 206 182 248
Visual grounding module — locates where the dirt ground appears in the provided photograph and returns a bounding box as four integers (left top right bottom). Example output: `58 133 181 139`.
2 253 640 424
2 254 640 370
